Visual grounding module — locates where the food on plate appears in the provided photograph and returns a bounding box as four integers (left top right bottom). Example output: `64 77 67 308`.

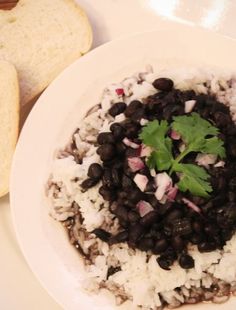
0 60 19 197
47 66 236 309
0 0 92 105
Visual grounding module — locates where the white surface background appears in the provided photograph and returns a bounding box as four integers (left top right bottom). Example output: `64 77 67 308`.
1 0 236 309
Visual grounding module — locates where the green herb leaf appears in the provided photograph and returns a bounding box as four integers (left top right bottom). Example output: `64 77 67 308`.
174 163 212 198
201 136 226 158
139 120 173 170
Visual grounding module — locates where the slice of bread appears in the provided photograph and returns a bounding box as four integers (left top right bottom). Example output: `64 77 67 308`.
0 60 19 197
0 0 92 106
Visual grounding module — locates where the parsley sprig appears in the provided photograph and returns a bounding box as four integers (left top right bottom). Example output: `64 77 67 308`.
139 113 226 198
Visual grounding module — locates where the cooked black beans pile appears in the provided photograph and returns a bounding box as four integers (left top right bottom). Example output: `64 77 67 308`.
80 77 236 270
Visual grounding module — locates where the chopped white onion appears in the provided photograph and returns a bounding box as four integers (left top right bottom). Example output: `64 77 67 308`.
184 100 196 113
140 145 152 157
214 160 225 168
196 153 217 168
134 174 149 192
123 137 140 149
136 200 154 217
128 157 145 172
182 197 201 213
155 172 172 200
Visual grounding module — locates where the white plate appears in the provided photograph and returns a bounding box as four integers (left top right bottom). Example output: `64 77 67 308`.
10 24 236 310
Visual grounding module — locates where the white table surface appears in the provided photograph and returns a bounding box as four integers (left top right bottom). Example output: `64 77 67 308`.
1 1 236 309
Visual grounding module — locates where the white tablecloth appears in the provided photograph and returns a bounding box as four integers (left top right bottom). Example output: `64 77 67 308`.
1 1 236 309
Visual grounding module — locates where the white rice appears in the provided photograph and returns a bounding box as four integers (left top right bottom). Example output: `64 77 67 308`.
47 66 236 309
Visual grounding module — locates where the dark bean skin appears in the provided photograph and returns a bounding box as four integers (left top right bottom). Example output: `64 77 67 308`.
138 237 154 251
129 223 144 242
110 123 125 140
165 209 183 223
128 211 140 222
116 142 127 155
99 186 116 201
204 222 218 235
92 228 111 242
113 205 128 222
102 169 113 189
97 132 115 145
128 188 143 203
190 234 204 245
122 175 134 189
214 111 231 128
97 144 116 161
172 218 192 236
152 78 174 91
125 100 143 117
198 242 217 252
107 266 121 279
108 102 127 117
87 163 104 179
192 220 203 234
153 238 168 254
130 107 146 122
124 122 140 139
140 211 159 227
111 168 122 187
179 254 194 269
80 178 98 190
156 255 173 270
171 236 185 252
109 231 129 245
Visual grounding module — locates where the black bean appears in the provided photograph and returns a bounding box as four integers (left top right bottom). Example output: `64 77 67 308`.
190 234 204 245
107 266 121 279
109 231 129 245
144 180 156 192
124 122 140 139
110 123 125 140
228 191 236 202
97 132 115 144
97 144 116 161
99 186 116 201
192 220 203 233
163 224 172 237
214 111 231 128
122 175 134 189
171 236 185 251
80 178 98 190
204 222 218 235
140 211 159 227
125 147 139 158
125 100 143 117
172 218 192 236
113 205 128 221
198 241 217 252
87 163 104 179
152 78 174 92
128 211 140 222
108 102 127 117
116 142 126 154
129 223 144 242
165 209 183 223
156 255 173 270
92 228 111 242
138 237 154 251
229 177 236 190
146 195 160 209
111 168 122 187
153 238 168 254
179 254 194 269
128 188 143 203
227 139 236 157
130 107 146 122
102 169 113 189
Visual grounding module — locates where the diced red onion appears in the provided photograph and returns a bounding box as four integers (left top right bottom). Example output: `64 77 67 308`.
155 172 172 200
214 160 225 168
167 185 178 201
170 130 181 140
128 157 145 172
136 200 154 217
134 174 148 192
115 88 124 96
196 154 217 167
184 100 196 113
123 137 140 149
140 144 152 157
182 197 201 213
